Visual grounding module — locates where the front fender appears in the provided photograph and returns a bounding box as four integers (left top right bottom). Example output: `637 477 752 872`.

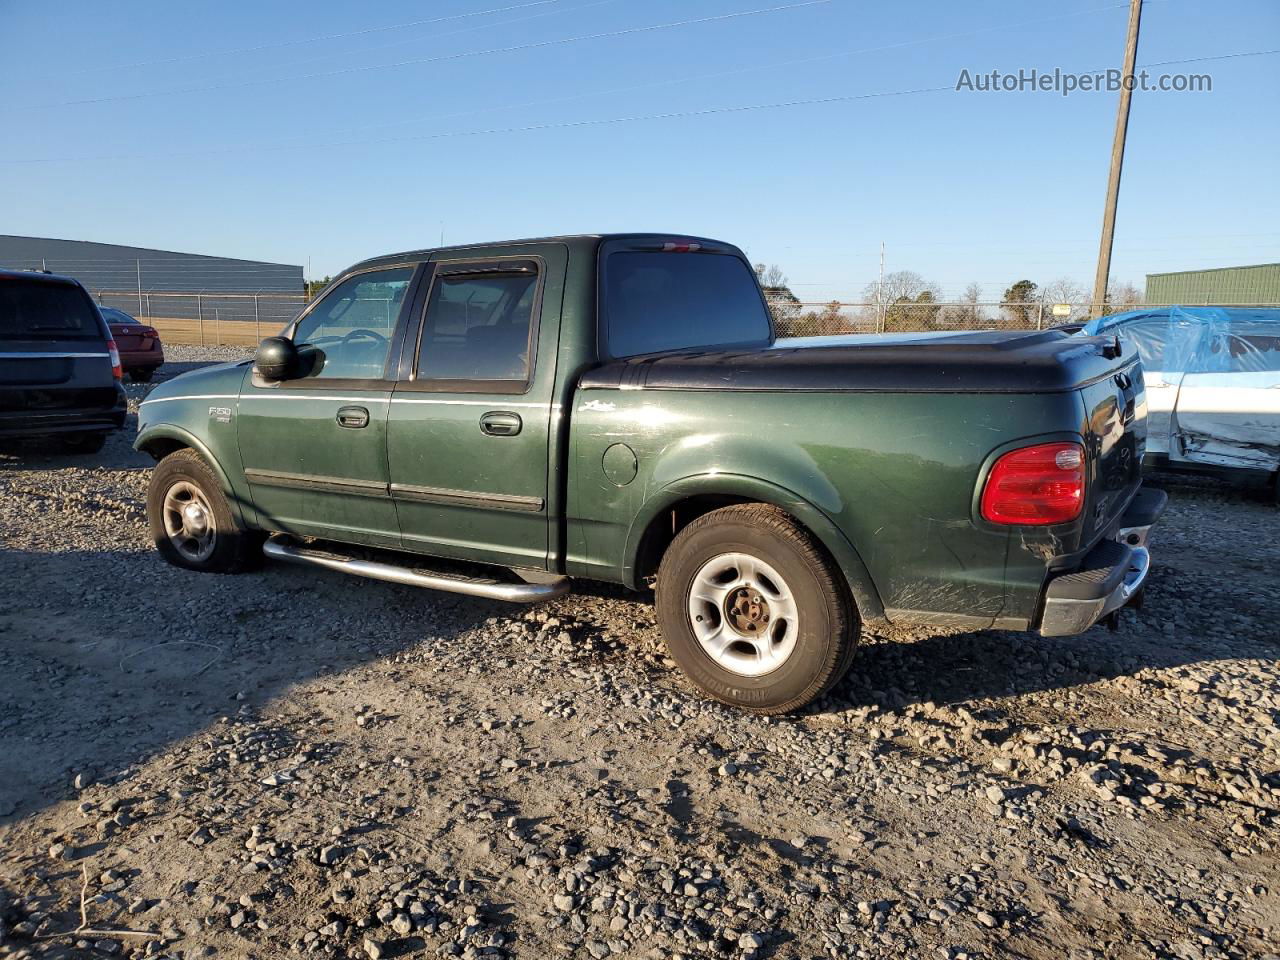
134 423 250 528
623 472 887 624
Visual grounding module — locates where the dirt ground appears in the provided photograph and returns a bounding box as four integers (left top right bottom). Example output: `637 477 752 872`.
1 347 1277 960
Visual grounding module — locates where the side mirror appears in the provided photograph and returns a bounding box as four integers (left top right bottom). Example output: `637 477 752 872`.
254 336 297 381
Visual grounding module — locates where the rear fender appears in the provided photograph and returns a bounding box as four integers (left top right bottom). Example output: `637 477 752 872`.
624 473 886 624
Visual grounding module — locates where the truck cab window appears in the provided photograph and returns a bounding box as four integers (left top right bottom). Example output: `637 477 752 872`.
603 252 771 358
293 267 413 379
416 270 538 383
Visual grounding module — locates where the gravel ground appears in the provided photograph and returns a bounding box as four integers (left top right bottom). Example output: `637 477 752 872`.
1 346 1277 960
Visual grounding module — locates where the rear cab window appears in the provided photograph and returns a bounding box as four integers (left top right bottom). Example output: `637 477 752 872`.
600 242 772 358
0 276 102 341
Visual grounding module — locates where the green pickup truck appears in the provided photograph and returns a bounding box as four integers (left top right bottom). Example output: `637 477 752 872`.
137 234 1164 713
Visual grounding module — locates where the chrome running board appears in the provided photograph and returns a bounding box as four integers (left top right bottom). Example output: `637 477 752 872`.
263 537 570 603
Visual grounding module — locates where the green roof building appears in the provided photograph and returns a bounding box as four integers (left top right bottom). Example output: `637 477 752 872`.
1145 263 1280 306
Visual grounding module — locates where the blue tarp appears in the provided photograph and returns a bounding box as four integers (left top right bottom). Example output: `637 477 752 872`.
1082 306 1280 374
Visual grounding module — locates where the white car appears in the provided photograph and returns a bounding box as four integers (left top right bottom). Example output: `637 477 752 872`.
1083 307 1280 491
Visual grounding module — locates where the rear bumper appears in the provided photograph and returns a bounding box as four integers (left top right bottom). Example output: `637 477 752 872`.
0 388 128 438
1038 487 1167 636
120 345 164 369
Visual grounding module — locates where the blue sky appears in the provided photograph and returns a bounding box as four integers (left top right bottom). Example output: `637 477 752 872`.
2 0 1277 301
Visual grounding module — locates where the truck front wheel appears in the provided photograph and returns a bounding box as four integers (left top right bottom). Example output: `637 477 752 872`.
147 449 263 573
655 504 858 714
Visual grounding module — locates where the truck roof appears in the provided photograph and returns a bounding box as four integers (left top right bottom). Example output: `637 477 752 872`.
349 233 740 272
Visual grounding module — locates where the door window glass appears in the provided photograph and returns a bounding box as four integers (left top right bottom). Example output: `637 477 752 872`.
416 269 538 382
293 267 414 379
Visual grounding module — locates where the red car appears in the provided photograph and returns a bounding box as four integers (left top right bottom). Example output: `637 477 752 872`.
98 307 164 382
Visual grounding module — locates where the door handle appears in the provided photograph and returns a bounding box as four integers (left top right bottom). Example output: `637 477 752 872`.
336 405 369 429
480 411 522 437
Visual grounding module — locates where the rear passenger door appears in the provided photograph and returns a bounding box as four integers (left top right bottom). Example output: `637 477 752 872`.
387 245 566 571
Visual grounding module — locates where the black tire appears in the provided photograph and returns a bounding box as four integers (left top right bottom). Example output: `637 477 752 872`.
147 448 263 573
655 503 858 714
57 432 107 454
130 367 155 383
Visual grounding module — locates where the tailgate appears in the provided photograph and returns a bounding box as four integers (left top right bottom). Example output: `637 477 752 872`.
0 344 117 413
1078 355 1146 545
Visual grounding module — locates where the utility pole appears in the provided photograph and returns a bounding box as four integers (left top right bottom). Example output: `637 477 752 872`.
877 241 886 334
878 241 884 302
1091 0 1143 317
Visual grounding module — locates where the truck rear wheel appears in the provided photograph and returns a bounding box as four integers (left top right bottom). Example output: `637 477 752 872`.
147 449 263 573
655 503 858 714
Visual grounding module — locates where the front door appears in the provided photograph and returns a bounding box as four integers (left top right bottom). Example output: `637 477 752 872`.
387 247 565 570
237 264 420 547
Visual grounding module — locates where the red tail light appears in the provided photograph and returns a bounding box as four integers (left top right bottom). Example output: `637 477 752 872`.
107 339 123 380
980 441 1086 525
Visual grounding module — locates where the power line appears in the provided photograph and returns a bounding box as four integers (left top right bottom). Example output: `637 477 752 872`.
3 3 1145 163
40 0 833 109
46 0 566 77
8 46 1276 166
116 0 622 94
208 0 621 82
176 1 1133 148
9 84 954 165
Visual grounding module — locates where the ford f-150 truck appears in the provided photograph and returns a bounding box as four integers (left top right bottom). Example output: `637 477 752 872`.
136 234 1164 713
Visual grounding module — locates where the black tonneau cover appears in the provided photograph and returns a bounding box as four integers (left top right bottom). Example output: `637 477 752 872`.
580 328 1135 395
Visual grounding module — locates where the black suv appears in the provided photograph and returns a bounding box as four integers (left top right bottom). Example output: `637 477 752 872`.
0 269 127 453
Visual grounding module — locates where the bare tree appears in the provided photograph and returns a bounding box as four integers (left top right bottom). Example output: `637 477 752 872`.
861 270 941 306
755 263 789 290
1107 280 1143 307
945 282 984 328
1041 277 1090 322
755 263 801 329
1042 277 1088 306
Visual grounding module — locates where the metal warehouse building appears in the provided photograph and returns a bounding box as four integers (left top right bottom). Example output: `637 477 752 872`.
0 235 306 345
0 235 302 293
1146 262 1280 306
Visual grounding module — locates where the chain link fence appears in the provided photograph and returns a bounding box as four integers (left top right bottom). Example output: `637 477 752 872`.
767 298 1280 338
89 290 307 347
8 258 1279 348
84 292 1280 347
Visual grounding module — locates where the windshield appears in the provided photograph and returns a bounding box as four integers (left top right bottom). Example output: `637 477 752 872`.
0 278 102 341
603 251 772 358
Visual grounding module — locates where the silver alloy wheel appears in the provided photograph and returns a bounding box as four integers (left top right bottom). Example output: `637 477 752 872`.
162 480 217 563
686 552 799 677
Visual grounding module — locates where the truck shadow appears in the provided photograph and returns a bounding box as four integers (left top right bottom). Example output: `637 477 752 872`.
0 544 510 829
